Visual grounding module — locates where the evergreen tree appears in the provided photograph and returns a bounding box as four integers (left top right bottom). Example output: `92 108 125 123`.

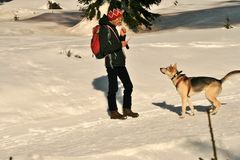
48 1 62 9
78 0 161 31
0 0 13 4
0 0 13 2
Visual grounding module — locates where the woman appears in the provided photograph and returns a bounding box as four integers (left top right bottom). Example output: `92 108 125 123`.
98 7 139 120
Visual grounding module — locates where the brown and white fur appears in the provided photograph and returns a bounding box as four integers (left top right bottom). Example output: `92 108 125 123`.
160 64 240 118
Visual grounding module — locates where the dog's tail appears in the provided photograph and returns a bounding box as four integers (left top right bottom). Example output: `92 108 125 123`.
221 70 240 83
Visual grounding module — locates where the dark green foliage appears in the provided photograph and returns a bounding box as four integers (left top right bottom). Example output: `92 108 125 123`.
78 0 161 31
79 0 103 19
48 1 62 9
59 49 82 59
224 16 233 29
75 55 82 59
14 14 19 21
0 0 13 5
0 0 13 2
174 0 178 6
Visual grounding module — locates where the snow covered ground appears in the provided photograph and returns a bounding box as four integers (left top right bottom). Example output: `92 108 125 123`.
0 0 240 160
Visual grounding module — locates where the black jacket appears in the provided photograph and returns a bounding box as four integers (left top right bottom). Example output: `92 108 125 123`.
99 15 126 67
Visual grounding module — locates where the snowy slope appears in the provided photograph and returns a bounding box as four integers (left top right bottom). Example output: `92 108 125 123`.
0 0 240 160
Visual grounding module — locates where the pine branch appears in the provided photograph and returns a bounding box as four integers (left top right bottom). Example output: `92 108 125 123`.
78 0 94 5
139 0 161 8
78 0 162 31
207 109 218 160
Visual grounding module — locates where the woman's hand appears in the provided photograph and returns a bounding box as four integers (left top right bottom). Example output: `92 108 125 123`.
120 27 126 36
121 40 128 48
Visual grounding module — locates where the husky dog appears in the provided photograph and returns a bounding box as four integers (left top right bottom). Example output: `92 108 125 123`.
160 64 240 118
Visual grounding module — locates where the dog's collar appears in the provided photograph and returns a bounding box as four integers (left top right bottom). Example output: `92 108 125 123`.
171 70 182 80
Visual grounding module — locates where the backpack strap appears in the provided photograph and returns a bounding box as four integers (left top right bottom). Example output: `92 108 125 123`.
105 25 120 42
102 25 121 68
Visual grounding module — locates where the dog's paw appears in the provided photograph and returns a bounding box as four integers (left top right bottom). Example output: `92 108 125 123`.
186 111 195 116
209 106 219 115
208 108 214 114
208 106 216 113
179 115 185 119
211 109 218 115
190 112 195 116
187 111 195 116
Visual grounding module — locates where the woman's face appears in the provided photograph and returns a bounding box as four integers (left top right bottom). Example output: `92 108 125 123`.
111 16 123 26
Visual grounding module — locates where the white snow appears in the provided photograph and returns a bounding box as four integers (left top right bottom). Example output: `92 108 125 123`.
0 0 240 160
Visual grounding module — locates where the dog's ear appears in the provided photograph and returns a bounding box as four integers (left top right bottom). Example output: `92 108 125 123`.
173 63 177 69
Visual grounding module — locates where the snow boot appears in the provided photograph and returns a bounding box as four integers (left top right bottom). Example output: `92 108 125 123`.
123 108 139 118
109 110 127 120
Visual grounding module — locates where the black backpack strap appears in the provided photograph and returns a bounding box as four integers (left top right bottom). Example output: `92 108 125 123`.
105 25 120 42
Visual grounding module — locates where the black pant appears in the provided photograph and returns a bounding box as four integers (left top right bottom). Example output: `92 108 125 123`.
106 66 133 111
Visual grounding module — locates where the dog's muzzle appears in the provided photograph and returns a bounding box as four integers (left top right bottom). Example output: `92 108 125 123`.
160 68 165 74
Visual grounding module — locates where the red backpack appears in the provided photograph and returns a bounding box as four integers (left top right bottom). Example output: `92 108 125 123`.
91 25 105 59
90 25 119 59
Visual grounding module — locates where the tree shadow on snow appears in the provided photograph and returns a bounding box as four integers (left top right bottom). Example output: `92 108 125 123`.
92 76 124 112
154 4 240 30
187 140 240 160
22 11 84 27
152 101 211 115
